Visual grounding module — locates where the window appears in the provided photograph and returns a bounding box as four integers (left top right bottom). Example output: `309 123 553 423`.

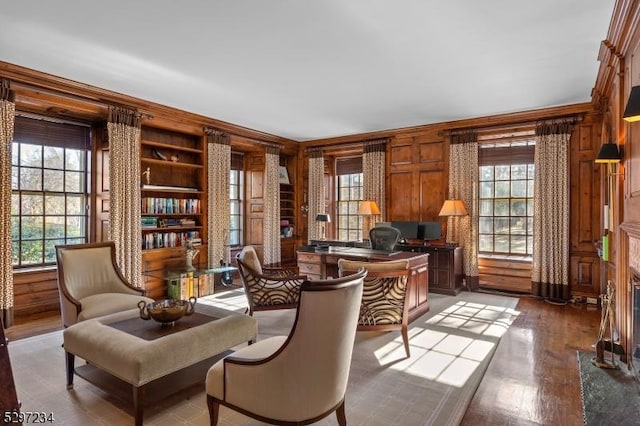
229 152 243 246
336 156 364 241
478 140 535 256
11 116 90 267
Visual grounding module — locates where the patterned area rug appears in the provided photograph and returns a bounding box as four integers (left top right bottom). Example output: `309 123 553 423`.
8 291 519 425
577 351 640 425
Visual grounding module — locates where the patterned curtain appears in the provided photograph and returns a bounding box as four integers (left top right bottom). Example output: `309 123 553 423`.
363 139 387 232
0 79 15 326
308 148 325 242
107 107 142 288
263 146 281 265
532 122 572 300
207 130 231 268
448 132 479 287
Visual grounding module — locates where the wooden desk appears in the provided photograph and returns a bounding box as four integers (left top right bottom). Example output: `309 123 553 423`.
297 247 430 323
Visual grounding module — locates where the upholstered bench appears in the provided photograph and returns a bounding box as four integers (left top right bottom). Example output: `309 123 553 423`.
63 303 257 426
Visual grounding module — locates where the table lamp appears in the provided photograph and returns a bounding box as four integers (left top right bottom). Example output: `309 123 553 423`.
438 199 468 247
316 213 330 240
358 200 381 240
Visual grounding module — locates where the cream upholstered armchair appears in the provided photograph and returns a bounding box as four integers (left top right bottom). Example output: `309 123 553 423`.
236 245 307 316
205 269 366 425
55 242 153 328
338 258 412 357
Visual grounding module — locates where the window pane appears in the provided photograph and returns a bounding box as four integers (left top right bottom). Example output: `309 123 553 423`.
44 239 65 263
480 166 493 181
511 164 526 179
494 200 509 216
43 169 65 192
527 180 534 197
44 146 64 169
495 181 510 198
67 195 83 215
11 194 20 215
65 171 83 192
479 235 493 252
527 217 534 235
20 144 42 167
20 168 42 191
11 168 18 190
45 216 65 238
229 184 238 199
511 180 526 197
479 217 493 233
22 216 43 239
45 194 66 215
480 182 493 198
67 216 84 237
479 200 493 216
348 201 358 214
339 187 350 200
495 165 510 180
229 230 240 246
11 241 19 264
22 194 43 215
494 218 509 234
11 217 19 240
494 235 509 253
510 217 526 235
511 236 527 254
527 164 535 179
527 199 534 216
65 149 83 171
230 200 240 215
511 199 527 216
11 145 18 165
338 202 349 214
21 240 43 265
527 236 534 254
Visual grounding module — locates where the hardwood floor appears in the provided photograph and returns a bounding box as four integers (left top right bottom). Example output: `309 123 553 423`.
5 292 602 425
462 294 601 426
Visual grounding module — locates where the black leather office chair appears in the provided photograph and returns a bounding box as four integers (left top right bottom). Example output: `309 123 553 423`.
369 226 401 251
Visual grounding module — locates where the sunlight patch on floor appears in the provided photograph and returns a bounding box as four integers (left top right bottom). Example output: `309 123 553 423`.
374 301 519 387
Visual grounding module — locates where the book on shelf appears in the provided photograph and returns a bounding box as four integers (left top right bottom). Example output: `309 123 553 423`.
141 217 158 228
180 218 196 227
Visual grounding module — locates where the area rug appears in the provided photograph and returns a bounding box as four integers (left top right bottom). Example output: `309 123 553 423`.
577 351 640 425
8 291 519 426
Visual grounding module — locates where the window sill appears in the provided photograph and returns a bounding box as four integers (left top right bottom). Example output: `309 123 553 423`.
478 253 532 263
13 265 57 274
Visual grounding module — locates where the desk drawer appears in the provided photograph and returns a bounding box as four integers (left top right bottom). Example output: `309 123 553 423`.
298 262 322 275
297 252 321 263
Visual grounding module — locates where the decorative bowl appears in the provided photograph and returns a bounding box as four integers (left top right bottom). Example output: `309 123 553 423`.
138 297 196 324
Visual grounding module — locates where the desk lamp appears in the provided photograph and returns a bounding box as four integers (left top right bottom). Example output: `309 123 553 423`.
315 213 330 241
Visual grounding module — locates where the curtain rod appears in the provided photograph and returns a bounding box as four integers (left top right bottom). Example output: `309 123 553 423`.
304 137 389 152
438 115 583 137
204 126 282 149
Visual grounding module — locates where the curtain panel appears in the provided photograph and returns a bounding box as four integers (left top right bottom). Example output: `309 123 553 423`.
532 122 572 300
363 139 387 233
263 146 281 265
107 107 143 288
448 132 479 286
207 130 231 268
308 148 325 242
0 79 15 326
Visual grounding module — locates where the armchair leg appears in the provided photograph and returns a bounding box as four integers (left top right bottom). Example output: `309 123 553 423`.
401 326 410 358
207 395 220 426
336 400 346 426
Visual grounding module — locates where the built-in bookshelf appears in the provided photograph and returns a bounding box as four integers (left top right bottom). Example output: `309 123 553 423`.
280 183 295 238
140 127 206 253
139 127 207 299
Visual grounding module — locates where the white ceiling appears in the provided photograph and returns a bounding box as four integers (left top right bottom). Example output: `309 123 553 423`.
0 1 615 141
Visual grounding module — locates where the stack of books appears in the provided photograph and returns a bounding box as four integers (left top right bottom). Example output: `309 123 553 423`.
141 217 158 228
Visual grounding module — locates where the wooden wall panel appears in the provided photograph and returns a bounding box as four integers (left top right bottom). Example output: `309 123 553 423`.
388 172 413 221
13 270 59 317
419 170 445 221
